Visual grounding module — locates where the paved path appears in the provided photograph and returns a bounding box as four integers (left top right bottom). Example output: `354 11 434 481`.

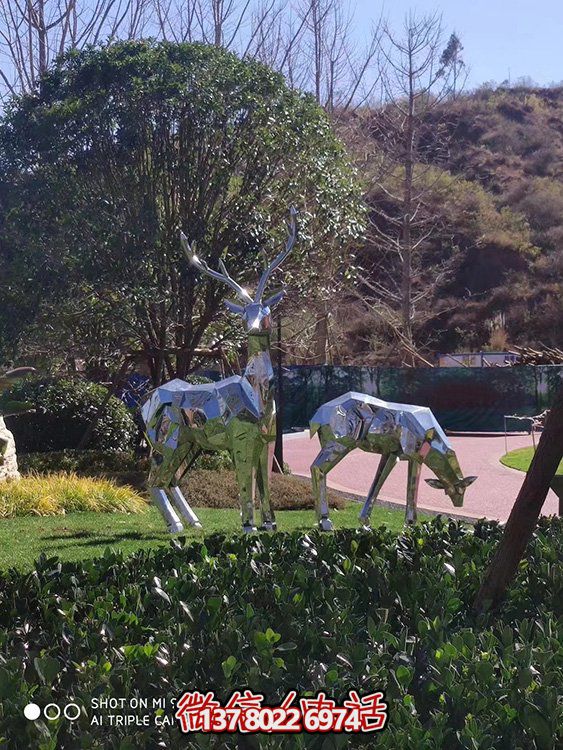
284 432 559 522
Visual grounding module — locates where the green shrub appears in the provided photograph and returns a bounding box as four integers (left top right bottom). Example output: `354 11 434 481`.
0 472 146 516
18 449 141 475
0 517 560 748
4 378 136 452
180 468 345 510
18 448 235 476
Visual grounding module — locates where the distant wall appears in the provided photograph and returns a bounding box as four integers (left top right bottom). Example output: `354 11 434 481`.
282 365 563 433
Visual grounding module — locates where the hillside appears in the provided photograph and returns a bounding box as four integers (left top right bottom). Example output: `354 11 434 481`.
337 87 563 364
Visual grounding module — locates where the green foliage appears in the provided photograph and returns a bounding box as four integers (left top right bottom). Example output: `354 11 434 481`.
0 367 35 417
18 449 141 475
0 517 560 747
0 472 146 517
501 447 563 476
0 503 404 571
19 446 234 474
0 40 364 376
4 379 136 452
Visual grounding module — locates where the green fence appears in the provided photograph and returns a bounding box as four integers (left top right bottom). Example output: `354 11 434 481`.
282 365 563 433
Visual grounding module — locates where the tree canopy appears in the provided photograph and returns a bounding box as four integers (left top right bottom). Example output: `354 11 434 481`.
0 40 363 381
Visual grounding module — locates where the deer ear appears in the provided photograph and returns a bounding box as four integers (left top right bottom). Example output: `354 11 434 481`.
458 476 478 488
264 289 285 309
425 478 445 489
224 299 245 314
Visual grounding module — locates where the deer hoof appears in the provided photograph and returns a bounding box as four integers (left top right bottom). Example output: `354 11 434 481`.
168 521 184 534
242 524 257 534
318 518 333 532
260 522 276 532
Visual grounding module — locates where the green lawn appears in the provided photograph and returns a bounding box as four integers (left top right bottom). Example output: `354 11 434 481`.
501 446 563 475
0 502 425 571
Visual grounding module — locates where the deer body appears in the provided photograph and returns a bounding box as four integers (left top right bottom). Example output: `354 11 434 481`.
310 392 476 529
141 210 296 533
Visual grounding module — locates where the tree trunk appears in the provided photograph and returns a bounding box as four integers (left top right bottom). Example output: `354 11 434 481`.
401 43 415 359
313 311 328 364
473 384 563 613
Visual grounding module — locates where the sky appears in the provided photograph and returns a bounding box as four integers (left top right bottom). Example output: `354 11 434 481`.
354 0 563 89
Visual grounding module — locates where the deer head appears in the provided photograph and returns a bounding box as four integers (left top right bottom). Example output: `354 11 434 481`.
425 474 477 507
180 208 297 334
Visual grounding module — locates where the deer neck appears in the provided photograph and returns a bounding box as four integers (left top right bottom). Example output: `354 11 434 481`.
243 333 275 412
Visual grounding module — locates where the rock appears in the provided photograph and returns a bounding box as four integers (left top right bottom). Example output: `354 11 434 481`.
0 417 20 481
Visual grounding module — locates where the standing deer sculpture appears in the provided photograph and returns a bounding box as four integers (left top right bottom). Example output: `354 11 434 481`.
310 392 477 530
141 209 297 533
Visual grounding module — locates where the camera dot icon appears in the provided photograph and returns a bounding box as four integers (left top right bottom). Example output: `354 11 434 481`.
23 703 41 721
23 702 81 721
64 703 81 721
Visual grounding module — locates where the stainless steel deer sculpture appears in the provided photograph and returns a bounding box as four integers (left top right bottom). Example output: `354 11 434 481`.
141 209 297 533
310 392 477 530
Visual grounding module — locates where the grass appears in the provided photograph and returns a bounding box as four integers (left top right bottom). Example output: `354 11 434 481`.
501 446 563 475
0 472 146 517
0 501 428 571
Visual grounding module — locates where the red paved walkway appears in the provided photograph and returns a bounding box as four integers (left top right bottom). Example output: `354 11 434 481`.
284 432 559 522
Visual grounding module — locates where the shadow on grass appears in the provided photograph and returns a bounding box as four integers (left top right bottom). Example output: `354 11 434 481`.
43 530 171 547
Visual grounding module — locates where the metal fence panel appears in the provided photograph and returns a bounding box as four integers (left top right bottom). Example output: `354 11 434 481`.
282 365 563 433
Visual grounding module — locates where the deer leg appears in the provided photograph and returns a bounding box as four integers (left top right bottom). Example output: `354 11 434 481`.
150 488 184 534
359 453 399 527
147 451 184 533
233 453 257 532
406 459 422 525
256 442 276 531
311 442 351 531
148 442 202 531
169 487 202 529
168 446 203 528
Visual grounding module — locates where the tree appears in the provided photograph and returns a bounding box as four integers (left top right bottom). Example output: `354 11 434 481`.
353 14 467 365
439 33 465 99
0 0 385 111
474 384 563 612
0 0 147 96
0 40 363 383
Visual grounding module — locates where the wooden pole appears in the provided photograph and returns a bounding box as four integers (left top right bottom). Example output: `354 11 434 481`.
473 385 563 613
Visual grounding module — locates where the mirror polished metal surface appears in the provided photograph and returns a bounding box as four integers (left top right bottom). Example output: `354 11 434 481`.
141 209 297 533
310 392 477 530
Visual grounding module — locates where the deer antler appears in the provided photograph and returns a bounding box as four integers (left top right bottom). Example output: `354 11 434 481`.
254 207 298 302
180 232 253 303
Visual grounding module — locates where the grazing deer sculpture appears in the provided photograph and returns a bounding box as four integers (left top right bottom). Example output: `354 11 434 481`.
310 392 477 530
141 209 297 533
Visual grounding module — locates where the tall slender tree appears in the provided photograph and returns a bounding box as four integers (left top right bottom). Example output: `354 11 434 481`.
356 13 466 364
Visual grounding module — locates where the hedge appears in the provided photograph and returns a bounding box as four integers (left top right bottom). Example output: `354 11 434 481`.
0 517 560 748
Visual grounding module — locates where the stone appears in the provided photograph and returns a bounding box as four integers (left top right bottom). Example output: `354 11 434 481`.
0 417 20 481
